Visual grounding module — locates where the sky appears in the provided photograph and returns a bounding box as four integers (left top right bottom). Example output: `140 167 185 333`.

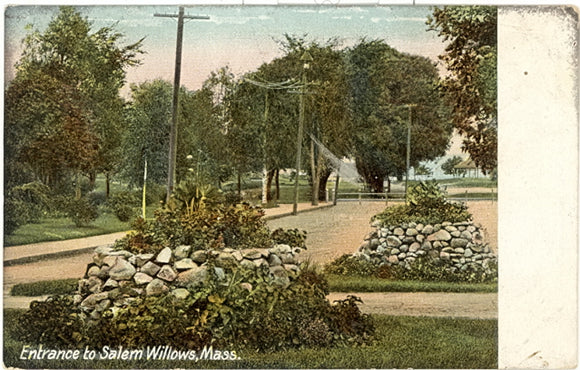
4 5 466 170
5 5 447 90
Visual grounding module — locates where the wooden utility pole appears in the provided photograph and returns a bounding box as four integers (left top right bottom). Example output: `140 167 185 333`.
404 104 417 203
154 7 210 203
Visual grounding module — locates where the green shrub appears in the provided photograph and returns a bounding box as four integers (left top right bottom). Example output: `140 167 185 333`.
4 182 51 234
391 256 498 284
115 202 273 254
373 181 472 226
324 254 378 277
107 191 139 222
15 295 86 347
87 191 107 207
67 197 99 227
325 254 498 284
271 228 308 250
19 264 374 352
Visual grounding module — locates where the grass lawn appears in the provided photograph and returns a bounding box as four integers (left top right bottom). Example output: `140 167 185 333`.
3 309 497 369
10 279 79 297
4 212 131 247
326 275 497 293
429 177 497 188
10 277 497 297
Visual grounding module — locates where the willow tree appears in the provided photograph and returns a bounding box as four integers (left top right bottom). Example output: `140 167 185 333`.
346 39 453 193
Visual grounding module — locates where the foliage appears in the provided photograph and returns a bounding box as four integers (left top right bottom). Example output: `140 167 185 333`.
271 228 308 250
4 309 497 369
324 254 497 284
413 163 433 178
167 180 224 215
4 182 52 234
107 191 139 222
14 295 85 347
392 256 498 284
11 279 78 297
115 202 273 254
346 39 453 192
428 6 497 173
5 6 142 194
324 254 378 277
373 181 472 225
66 197 99 227
441 155 465 176
17 263 373 353
120 80 172 186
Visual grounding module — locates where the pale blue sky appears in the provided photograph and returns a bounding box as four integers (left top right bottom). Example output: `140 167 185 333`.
5 5 447 90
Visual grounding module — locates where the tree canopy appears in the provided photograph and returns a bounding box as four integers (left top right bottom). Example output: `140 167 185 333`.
427 6 497 174
346 39 453 192
5 6 143 193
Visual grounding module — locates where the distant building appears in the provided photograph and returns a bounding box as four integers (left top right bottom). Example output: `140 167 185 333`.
454 157 484 178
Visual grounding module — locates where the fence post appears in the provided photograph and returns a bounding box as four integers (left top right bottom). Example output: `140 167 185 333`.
358 192 361 205
385 191 388 207
325 188 329 203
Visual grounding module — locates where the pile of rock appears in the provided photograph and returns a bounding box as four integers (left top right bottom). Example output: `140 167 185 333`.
75 244 302 321
355 221 496 273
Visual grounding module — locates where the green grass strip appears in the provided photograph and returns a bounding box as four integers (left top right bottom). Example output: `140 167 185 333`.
10 279 78 297
326 274 498 293
3 309 497 369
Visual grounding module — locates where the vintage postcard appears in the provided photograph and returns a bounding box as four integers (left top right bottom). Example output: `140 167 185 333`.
3 3 577 369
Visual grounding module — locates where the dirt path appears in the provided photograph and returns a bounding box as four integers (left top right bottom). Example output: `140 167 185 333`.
267 200 497 263
328 292 497 319
267 202 387 264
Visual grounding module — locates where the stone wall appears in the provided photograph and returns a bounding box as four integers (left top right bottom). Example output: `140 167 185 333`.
355 221 497 273
75 244 302 321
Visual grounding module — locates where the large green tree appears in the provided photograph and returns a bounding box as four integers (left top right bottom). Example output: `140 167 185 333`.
5 6 142 195
427 6 497 174
251 36 353 203
347 39 453 193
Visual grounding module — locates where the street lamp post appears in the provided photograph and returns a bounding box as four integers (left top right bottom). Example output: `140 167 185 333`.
293 51 313 215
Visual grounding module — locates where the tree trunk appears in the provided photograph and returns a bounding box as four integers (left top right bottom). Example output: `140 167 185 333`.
275 168 280 201
318 167 332 202
237 171 241 196
386 175 391 193
310 138 318 205
105 172 111 198
266 169 275 202
368 175 384 193
89 171 96 189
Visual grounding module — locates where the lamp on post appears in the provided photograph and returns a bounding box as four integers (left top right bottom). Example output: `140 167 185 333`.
292 50 313 215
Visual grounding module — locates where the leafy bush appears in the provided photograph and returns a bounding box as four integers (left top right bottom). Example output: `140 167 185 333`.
390 256 498 284
115 202 273 254
271 228 308 250
15 295 86 347
107 191 139 222
87 191 107 207
373 181 472 226
4 182 51 234
324 254 378 277
19 263 374 352
66 197 99 227
325 254 497 284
